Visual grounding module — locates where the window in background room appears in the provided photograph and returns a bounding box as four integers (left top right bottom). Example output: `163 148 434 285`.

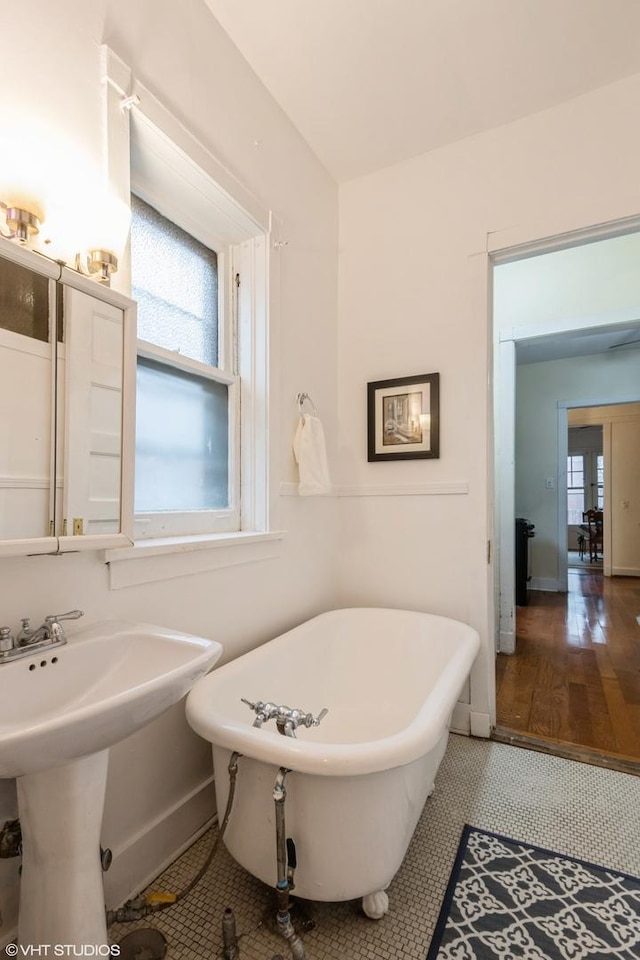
596 453 604 509
130 194 239 537
567 454 585 524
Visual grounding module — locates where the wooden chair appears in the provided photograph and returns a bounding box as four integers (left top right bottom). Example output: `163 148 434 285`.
577 532 586 560
582 509 603 562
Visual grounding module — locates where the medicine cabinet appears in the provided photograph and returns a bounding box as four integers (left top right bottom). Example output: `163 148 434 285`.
0 237 136 556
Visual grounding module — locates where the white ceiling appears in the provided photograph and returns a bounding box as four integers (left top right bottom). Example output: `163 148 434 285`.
516 322 640 365
204 0 640 182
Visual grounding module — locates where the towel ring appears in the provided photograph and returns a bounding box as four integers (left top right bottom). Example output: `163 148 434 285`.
297 392 318 417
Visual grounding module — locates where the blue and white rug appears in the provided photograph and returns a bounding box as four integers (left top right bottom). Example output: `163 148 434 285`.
426 825 640 960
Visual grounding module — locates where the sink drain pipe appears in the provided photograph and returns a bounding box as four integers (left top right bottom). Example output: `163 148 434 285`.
273 768 306 960
107 751 242 925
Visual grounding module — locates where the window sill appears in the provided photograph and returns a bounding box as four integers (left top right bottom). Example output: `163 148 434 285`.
104 530 285 590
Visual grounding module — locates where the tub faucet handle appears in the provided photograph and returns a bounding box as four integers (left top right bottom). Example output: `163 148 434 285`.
241 697 328 736
241 697 270 728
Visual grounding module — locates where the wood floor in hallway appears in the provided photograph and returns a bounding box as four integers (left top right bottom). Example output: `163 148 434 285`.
496 569 640 764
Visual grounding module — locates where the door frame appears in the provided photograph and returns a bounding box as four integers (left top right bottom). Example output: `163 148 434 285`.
491 215 640 658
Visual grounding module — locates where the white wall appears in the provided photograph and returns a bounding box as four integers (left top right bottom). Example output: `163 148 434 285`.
516 356 640 584
494 231 640 331
338 71 640 729
0 0 338 933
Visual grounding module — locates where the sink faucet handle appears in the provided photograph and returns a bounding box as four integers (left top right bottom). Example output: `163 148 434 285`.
45 609 84 624
16 619 33 644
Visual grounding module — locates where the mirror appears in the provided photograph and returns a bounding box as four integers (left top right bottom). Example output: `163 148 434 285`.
0 239 135 555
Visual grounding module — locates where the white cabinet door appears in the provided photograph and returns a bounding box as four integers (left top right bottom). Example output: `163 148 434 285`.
57 276 136 552
0 241 58 556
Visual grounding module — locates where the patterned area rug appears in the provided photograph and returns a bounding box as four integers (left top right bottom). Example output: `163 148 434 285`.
426 825 640 959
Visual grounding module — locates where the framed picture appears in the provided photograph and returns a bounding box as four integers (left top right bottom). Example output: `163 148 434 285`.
367 373 439 461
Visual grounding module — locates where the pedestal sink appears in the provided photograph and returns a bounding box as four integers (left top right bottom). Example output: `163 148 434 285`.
0 620 223 950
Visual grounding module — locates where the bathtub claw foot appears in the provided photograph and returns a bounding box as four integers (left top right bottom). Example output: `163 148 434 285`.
362 890 389 920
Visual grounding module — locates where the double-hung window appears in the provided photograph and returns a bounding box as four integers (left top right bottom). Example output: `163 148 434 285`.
130 194 239 538
567 454 585 525
567 449 605 523
596 454 604 509
102 49 273 585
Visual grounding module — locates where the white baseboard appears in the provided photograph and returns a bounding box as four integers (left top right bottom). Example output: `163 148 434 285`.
529 577 560 592
451 705 491 739
103 776 216 909
499 630 515 654
612 567 640 577
451 701 470 734
470 712 492 738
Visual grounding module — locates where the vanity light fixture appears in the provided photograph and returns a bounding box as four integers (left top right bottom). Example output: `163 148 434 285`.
1 199 119 285
74 248 119 286
0 202 41 243
87 248 118 284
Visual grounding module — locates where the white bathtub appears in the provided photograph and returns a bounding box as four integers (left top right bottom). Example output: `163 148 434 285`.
186 607 479 917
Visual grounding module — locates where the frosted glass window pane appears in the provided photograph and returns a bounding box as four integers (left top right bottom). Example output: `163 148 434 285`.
135 358 229 512
130 195 218 366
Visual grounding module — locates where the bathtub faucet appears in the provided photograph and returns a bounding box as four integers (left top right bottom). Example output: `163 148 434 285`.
241 698 328 738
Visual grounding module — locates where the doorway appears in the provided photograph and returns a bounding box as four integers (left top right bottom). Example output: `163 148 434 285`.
492 228 640 768
567 421 603 569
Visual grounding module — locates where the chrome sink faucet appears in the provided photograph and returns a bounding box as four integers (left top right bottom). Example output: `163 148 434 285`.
0 610 84 662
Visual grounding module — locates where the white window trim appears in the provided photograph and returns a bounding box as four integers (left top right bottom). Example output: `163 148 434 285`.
101 46 281 585
106 530 285 590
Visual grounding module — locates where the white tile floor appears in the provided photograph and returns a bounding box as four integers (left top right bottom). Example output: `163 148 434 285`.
110 734 640 959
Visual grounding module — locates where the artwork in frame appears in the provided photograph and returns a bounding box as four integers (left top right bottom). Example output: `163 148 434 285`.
367 373 439 461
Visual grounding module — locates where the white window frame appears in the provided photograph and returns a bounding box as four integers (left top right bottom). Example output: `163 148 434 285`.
102 47 279 583
131 199 240 538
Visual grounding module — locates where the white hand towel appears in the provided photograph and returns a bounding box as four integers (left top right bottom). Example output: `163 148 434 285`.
293 413 331 495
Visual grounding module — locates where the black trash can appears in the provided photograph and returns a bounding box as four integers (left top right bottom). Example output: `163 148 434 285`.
515 518 535 606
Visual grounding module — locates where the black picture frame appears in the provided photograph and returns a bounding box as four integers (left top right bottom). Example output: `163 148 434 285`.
367 373 440 461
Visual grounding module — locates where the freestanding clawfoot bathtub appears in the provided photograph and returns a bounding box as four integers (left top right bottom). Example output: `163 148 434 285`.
186 607 480 918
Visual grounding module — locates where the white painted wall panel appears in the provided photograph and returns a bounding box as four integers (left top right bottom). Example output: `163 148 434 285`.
0 0 338 936
338 70 640 727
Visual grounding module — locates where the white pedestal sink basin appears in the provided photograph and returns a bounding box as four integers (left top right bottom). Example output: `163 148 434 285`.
0 620 223 950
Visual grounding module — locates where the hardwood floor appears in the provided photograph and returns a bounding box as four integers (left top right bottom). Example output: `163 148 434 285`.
496 569 640 765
